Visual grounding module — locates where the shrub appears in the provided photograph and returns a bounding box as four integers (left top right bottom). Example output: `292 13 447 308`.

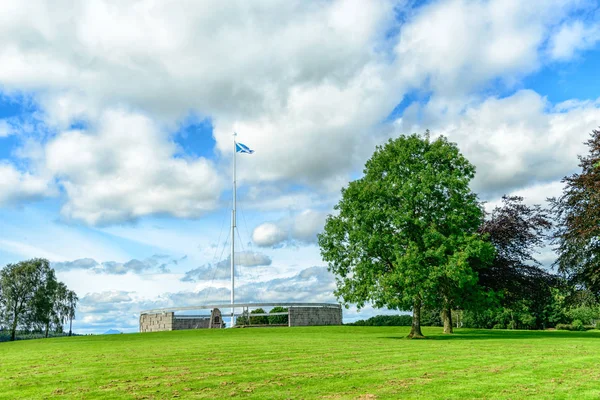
235 311 249 326
350 315 412 326
556 322 591 331
492 323 505 329
420 310 442 327
566 306 600 325
268 307 288 325
596 321 600 330
249 308 269 325
572 319 585 331
555 324 572 331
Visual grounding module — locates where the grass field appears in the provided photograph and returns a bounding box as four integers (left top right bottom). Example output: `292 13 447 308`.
1 326 600 399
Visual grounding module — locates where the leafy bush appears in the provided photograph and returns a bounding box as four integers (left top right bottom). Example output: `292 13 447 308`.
268 307 288 325
492 323 505 329
555 324 572 331
596 321 600 330
571 319 585 331
249 308 269 325
555 322 591 331
566 306 600 325
349 315 412 326
420 310 442 327
0 331 73 343
235 311 249 326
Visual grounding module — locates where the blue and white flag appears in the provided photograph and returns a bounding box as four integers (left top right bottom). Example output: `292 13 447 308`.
236 142 254 154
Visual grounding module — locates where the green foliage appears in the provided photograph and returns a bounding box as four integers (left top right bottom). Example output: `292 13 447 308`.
420 309 443 327
235 311 249 326
0 259 78 341
462 301 542 330
268 307 288 325
249 308 269 325
555 322 593 331
555 323 572 331
596 321 600 330
349 315 413 326
566 305 600 325
571 319 585 331
318 134 494 336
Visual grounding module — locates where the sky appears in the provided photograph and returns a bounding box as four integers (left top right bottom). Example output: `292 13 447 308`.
1 0 600 334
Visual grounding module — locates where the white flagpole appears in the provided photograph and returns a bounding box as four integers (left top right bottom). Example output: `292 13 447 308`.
231 133 236 328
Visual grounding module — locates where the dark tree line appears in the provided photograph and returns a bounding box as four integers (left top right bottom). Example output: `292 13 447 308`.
319 129 600 337
0 258 78 341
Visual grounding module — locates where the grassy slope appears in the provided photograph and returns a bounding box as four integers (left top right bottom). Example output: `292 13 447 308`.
1 326 600 399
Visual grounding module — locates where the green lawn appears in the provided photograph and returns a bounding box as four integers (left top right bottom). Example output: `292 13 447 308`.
1 326 600 399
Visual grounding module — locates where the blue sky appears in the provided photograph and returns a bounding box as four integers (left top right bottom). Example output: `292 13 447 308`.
1 0 600 333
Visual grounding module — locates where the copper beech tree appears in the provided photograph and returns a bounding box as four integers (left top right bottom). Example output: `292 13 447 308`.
318 134 494 338
551 128 600 294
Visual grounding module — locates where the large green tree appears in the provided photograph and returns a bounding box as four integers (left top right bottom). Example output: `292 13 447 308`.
0 259 78 340
318 133 494 338
551 128 600 295
0 259 51 341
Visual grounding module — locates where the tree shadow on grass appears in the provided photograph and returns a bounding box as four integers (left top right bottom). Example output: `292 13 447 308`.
379 329 600 341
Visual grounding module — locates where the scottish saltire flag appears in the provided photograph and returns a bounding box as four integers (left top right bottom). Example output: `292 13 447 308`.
236 142 254 154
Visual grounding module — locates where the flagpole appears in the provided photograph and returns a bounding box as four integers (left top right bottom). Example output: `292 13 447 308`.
231 133 236 328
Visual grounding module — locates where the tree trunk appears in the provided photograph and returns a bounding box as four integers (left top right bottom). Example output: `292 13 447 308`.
45 322 50 338
408 297 425 339
10 315 18 341
69 317 73 337
442 307 453 334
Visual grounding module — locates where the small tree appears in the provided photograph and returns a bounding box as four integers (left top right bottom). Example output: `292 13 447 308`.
236 310 250 326
268 307 289 325
319 133 494 338
66 290 78 336
249 308 269 325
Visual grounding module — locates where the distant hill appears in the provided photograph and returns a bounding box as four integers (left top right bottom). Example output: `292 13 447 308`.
103 329 122 335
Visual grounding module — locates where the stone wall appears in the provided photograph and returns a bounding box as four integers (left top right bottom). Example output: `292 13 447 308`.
173 317 210 330
139 312 174 332
140 306 342 331
140 308 224 332
288 306 342 327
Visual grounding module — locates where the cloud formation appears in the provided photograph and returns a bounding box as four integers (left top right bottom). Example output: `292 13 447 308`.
0 0 594 222
397 90 600 197
252 209 328 247
180 251 272 282
44 109 223 225
53 254 181 275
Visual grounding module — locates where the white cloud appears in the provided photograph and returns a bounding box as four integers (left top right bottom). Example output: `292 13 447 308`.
549 20 600 61
398 90 600 197
52 254 181 275
0 162 53 205
45 109 223 225
0 0 596 221
394 0 587 94
253 209 328 247
0 120 12 137
252 223 288 248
